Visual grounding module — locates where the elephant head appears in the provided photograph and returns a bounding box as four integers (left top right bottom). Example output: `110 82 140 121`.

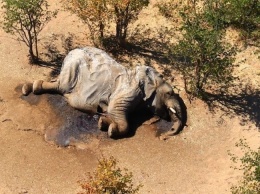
137 66 185 136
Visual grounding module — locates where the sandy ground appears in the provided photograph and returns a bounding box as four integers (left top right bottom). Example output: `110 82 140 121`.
0 1 259 193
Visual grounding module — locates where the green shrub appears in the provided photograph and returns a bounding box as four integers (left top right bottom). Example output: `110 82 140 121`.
1 0 57 63
79 156 142 194
229 139 260 194
158 0 236 99
205 0 260 46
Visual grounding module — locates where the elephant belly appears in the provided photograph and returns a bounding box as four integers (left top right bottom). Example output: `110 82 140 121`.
69 82 111 112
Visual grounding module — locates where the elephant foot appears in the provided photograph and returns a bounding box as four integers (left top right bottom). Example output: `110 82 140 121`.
108 123 118 138
98 116 113 131
98 118 104 131
22 83 33 96
98 117 107 131
33 80 43 94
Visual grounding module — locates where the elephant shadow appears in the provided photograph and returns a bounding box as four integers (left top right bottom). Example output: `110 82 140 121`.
126 95 187 139
126 107 155 138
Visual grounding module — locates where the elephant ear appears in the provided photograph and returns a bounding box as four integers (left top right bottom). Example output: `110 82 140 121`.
138 66 164 101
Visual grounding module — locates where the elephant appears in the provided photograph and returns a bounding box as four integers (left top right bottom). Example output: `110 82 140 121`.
22 47 186 139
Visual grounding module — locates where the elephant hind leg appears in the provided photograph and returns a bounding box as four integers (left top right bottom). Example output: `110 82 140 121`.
22 80 60 96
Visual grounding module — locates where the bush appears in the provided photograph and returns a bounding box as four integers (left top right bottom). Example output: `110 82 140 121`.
79 156 142 194
228 139 260 194
205 0 260 46
1 0 57 63
157 0 236 99
62 0 108 45
111 0 149 46
63 0 149 46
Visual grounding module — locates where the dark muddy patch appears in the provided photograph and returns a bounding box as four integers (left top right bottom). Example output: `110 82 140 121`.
44 95 166 145
20 88 177 146
44 94 108 146
44 113 106 146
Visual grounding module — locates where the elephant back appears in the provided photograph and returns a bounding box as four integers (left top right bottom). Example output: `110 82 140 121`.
58 47 127 111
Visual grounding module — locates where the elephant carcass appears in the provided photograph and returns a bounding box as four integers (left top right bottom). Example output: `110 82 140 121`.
22 47 186 139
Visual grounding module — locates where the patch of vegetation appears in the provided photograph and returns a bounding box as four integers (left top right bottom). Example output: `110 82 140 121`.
63 0 149 47
228 139 260 194
206 0 260 46
1 0 58 63
78 156 142 194
157 0 236 100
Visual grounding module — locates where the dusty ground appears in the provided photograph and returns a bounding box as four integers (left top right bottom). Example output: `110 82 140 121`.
0 1 259 194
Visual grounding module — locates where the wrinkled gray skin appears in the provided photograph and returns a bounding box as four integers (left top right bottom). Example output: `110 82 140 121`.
22 47 184 139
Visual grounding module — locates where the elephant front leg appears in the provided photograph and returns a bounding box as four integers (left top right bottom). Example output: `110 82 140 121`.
105 89 139 138
107 114 128 138
98 115 128 138
108 120 128 138
107 122 119 138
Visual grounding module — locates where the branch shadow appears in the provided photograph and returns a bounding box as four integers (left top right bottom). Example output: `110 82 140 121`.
38 33 77 77
102 35 170 67
205 84 260 129
38 30 171 78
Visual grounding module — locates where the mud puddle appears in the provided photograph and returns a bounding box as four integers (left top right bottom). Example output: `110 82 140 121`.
44 94 110 147
18 88 106 147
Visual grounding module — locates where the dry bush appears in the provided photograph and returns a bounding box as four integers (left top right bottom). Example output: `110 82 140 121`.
62 0 149 47
79 156 142 194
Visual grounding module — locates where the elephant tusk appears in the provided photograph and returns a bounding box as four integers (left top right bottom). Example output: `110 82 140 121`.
169 107 176 114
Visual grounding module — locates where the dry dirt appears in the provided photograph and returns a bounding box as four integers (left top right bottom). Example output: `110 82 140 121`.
0 1 259 194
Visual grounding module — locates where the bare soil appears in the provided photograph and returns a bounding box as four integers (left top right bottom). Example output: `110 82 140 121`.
0 1 259 193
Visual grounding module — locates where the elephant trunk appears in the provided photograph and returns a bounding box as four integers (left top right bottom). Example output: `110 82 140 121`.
165 97 183 136
169 109 183 135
